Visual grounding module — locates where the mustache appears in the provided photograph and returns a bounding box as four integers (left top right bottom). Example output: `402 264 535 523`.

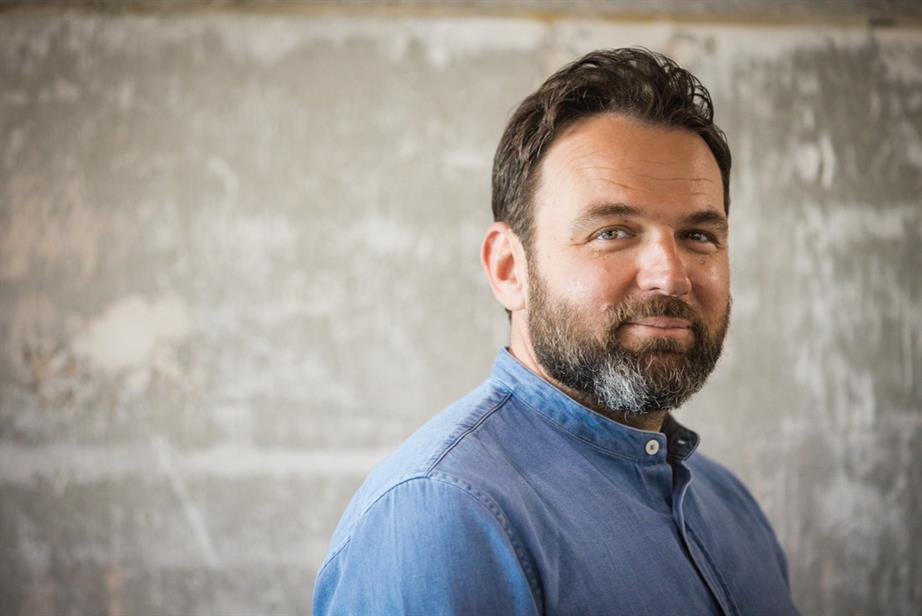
608 296 703 329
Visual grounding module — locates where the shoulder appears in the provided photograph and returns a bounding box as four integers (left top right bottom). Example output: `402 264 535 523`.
322 378 517 560
314 416 542 614
314 474 540 614
313 379 546 614
319 473 527 575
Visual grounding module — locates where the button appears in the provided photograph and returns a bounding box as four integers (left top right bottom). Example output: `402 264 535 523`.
645 439 660 455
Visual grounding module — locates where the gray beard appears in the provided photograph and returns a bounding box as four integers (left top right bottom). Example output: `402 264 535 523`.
527 265 729 417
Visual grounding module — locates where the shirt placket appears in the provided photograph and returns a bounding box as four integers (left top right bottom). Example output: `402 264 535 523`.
671 459 738 616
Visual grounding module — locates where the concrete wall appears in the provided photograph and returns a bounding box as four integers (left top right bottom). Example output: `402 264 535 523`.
1 4 919 615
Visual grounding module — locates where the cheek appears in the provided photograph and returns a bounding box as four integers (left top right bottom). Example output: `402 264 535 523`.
691 260 730 314
544 254 635 311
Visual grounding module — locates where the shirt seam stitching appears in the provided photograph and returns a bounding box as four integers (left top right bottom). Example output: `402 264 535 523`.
316 472 428 575
428 470 544 613
316 473 544 614
319 388 514 574
423 389 513 473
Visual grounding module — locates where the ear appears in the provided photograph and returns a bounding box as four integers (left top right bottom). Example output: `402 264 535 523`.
481 222 528 313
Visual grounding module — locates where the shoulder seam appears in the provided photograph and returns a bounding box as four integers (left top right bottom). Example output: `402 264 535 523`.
316 472 428 573
423 389 513 473
320 386 514 575
316 472 544 614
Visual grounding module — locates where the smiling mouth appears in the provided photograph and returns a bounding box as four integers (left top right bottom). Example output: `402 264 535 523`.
623 317 691 330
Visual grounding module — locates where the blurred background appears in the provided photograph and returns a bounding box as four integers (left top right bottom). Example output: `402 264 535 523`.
1 1 920 615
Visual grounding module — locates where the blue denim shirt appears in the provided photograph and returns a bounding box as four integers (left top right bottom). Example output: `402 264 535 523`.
314 349 798 615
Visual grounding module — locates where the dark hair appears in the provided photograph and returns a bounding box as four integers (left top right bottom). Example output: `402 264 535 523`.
491 48 731 248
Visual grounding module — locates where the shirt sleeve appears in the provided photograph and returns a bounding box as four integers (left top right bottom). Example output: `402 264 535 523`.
312 474 541 616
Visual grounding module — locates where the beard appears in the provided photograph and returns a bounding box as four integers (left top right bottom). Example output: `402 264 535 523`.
527 262 730 418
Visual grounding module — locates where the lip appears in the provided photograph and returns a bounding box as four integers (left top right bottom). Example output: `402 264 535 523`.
624 317 691 329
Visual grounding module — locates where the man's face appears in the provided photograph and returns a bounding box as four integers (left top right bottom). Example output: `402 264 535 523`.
525 114 730 416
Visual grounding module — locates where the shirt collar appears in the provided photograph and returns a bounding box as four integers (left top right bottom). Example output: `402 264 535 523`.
489 348 700 463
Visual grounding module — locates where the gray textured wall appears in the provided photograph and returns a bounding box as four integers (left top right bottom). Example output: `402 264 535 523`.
1 4 920 616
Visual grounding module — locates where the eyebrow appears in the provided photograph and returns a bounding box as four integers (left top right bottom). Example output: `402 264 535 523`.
570 202 728 234
684 210 729 232
569 202 637 233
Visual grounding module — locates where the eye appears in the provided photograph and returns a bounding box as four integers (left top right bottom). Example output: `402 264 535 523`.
684 230 717 244
682 229 723 253
593 227 633 241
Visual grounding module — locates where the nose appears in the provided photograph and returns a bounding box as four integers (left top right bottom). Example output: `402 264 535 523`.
635 235 692 297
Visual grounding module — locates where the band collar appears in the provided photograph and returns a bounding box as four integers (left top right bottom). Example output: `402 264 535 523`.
489 348 700 463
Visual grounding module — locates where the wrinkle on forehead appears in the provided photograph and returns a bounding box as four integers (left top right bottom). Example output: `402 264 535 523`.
588 171 718 195
629 173 716 184
572 151 717 170
591 175 716 192
561 148 717 183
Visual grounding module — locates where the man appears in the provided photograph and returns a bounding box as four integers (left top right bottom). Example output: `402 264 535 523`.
313 48 799 615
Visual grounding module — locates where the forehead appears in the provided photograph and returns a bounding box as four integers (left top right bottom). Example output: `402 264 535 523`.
533 114 724 226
